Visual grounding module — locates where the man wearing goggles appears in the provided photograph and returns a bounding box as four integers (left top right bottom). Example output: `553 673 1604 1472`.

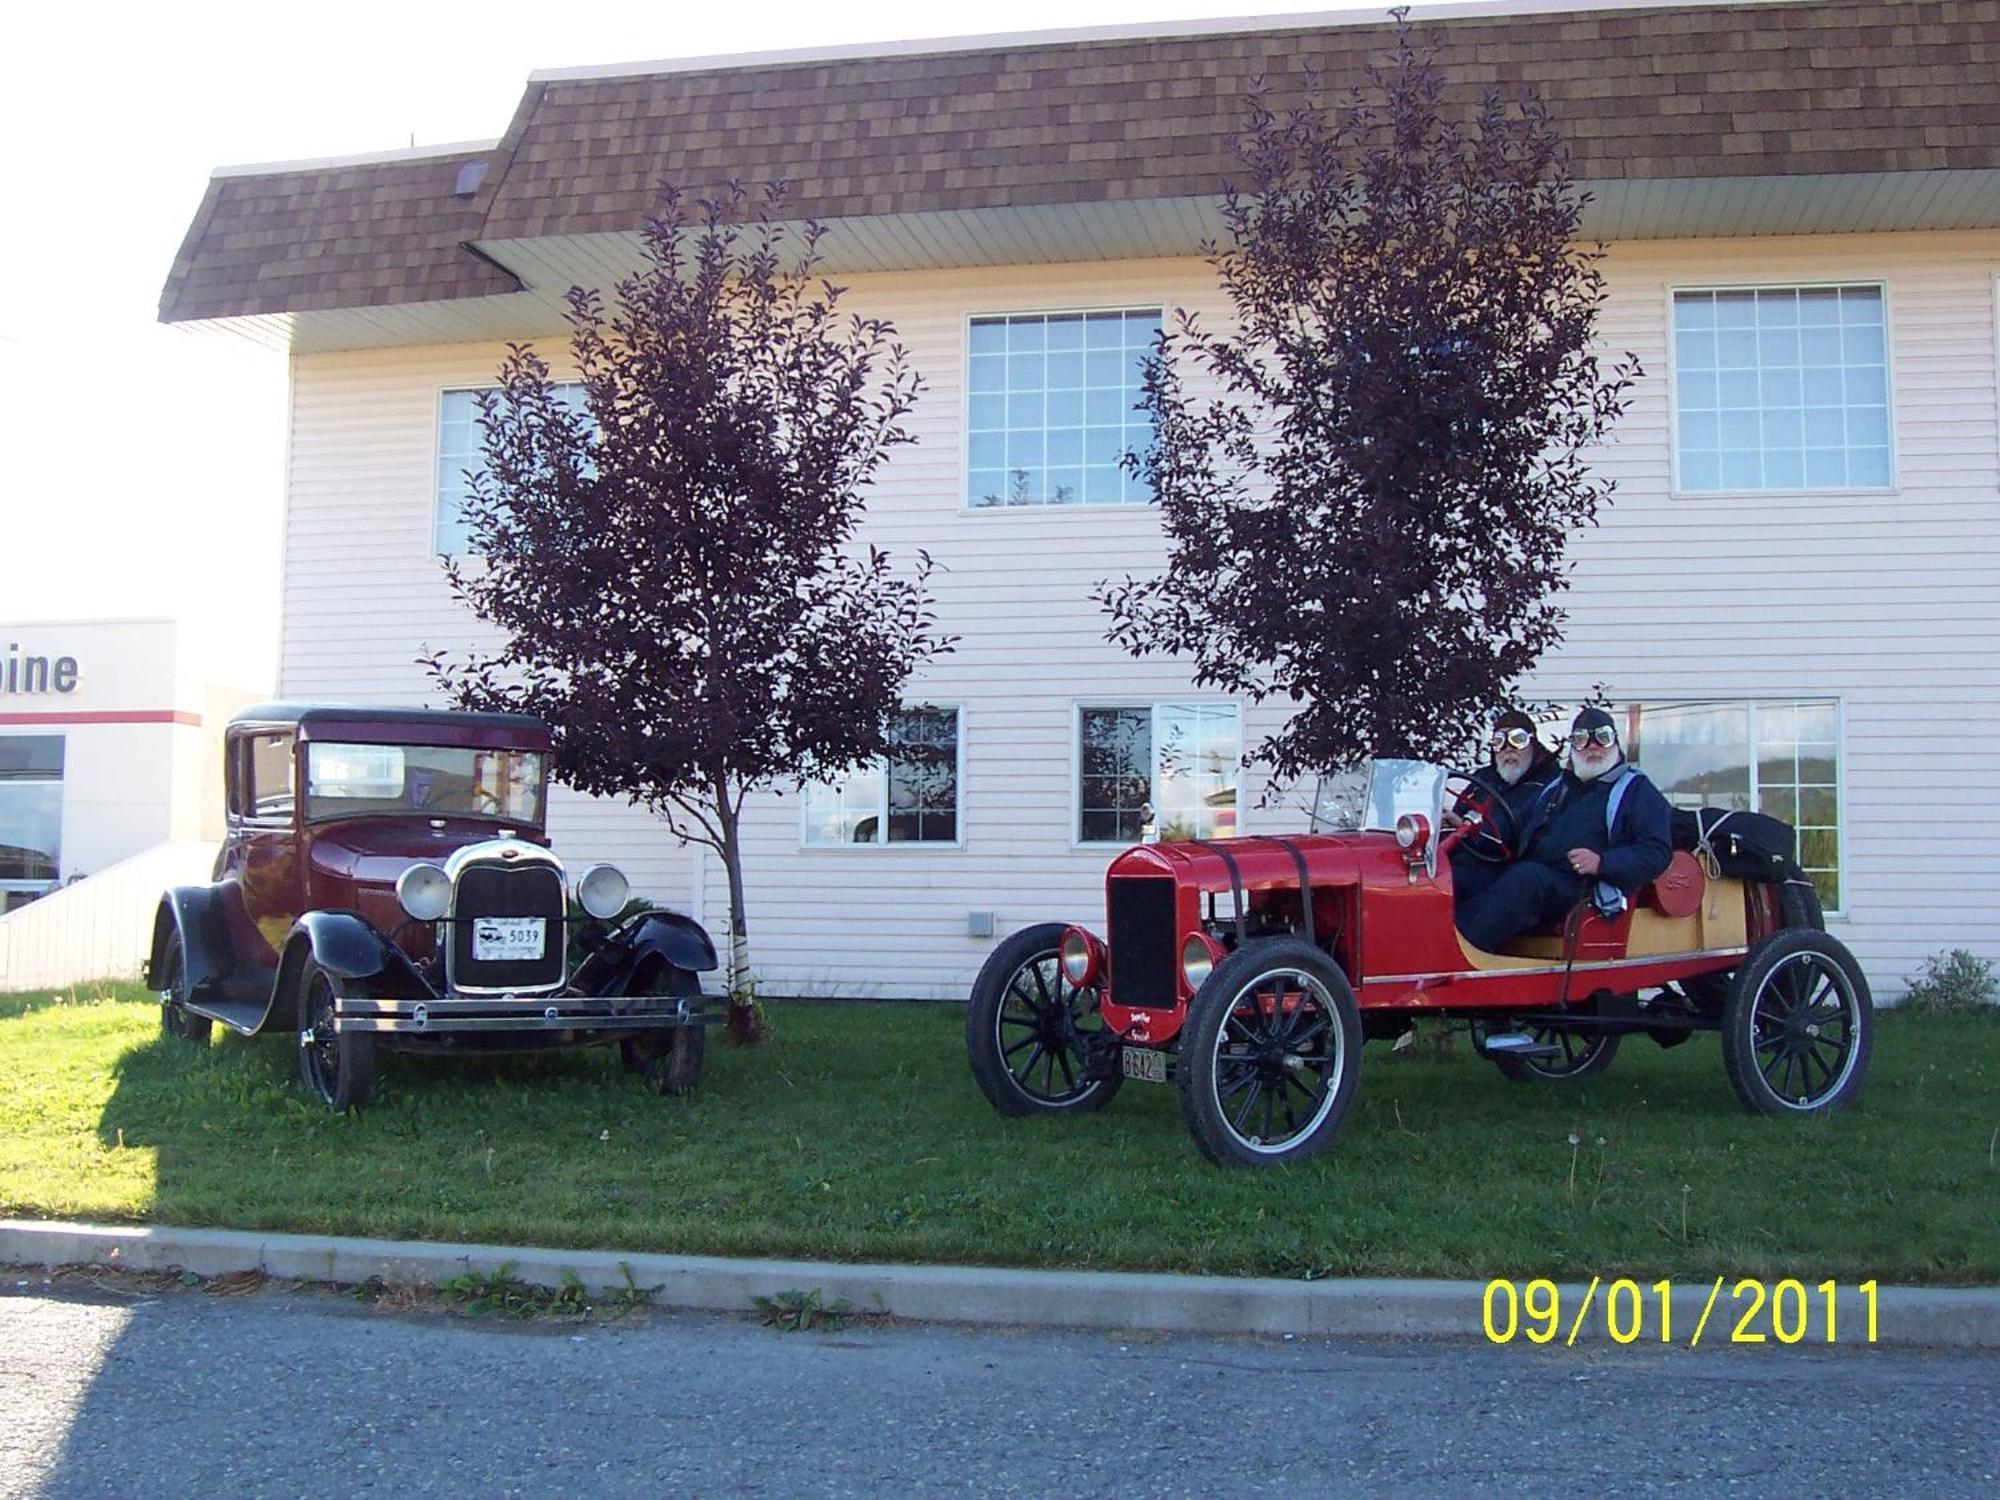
1456 705 1672 953
1447 708 1558 911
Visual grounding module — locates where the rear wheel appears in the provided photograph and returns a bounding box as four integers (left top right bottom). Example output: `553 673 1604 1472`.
297 958 376 1112
157 932 212 1045
1490 1025 1622 1082
965 922 1120 1117
1721 929 1871 1115
620 967 706 1095
1176 939 1362 1168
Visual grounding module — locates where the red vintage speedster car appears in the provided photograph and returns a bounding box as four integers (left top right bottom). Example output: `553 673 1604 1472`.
966 759 1871 1167
145 704 720 1110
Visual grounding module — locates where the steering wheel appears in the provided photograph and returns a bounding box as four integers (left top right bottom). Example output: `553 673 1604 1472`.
1441 771 1516 863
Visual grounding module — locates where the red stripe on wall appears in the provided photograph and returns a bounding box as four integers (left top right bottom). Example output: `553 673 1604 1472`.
0 710 202 727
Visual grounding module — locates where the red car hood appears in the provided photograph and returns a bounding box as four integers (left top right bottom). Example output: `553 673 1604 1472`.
310 818 547 879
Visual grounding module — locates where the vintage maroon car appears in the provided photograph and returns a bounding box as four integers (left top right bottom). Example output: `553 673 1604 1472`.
145 703 719 1110
966 759 1872 1167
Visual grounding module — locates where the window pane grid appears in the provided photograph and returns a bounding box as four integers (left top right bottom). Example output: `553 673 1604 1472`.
1078 707 1152 843
1675 286 1888 494
969 310 1160 508
804 708 959 846
436 384 588 556
1077 703 1241 844
1628 698 1840 912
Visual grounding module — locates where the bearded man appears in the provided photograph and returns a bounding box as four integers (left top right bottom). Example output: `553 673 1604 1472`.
1455 706 1672 954
1447 709 1559 912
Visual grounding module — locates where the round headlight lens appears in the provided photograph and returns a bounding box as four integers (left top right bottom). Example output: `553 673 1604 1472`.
395 863 451 923
1059 928 1100 988
576 863 631 921
1181 932 1221 991
1396 813 1432 851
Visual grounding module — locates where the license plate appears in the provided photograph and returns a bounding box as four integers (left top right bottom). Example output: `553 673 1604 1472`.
1121 1046 1168 1084
473 917 546 962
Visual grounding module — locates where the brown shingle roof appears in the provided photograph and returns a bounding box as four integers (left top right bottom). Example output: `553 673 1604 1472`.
160 148 519 323
161 0 2000 325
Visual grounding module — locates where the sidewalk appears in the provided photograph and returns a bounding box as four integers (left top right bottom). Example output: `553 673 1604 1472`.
5 1218 1996 1347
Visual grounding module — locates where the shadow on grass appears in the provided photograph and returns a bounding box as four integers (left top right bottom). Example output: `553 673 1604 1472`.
21 985 1996 1283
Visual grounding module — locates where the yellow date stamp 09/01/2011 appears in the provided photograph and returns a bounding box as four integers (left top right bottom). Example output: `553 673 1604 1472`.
1482 1277 1881 1348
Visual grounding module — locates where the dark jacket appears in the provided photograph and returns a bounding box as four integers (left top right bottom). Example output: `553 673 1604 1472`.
1519 763 1674 894
1456 759 1559 858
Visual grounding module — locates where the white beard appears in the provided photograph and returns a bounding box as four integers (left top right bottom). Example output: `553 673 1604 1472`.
1572 748 1622 782
1495 756 1528 786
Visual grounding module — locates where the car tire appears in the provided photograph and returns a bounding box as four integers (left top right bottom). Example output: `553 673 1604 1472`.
1176 938 1362 1168
1720 928 1872 1116
1491 1026 1622 1082
297 957 376 1112
157 930 213 1045
965 921 1121 1118
620 967 706 1096
1683 870 1825 1014
1778 871 1826 932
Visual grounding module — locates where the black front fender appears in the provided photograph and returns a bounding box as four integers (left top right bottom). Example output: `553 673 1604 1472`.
146 887 232 1001
573 908 720 996
267 912 434 1035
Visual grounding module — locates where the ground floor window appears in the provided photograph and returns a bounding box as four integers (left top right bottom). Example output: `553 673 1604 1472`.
1624 699 1841 910
803 707 962 846
0 735 64 908
1077 702 1240 844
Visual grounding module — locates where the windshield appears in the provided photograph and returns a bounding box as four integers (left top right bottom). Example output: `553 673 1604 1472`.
304 741 546 825
1310 759 1449 834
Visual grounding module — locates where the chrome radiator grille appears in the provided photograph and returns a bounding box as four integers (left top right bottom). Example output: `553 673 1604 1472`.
447 861 566 994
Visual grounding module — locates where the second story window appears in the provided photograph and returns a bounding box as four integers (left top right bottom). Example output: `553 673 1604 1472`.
435 385 589 556
967 310 1160 508
1673 285 1891 494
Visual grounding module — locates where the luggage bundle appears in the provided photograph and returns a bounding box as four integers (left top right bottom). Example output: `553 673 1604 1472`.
1671 807 1823 929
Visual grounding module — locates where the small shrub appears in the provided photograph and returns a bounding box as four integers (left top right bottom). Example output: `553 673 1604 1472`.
1901 949 1998 1015
753 1286 852 1332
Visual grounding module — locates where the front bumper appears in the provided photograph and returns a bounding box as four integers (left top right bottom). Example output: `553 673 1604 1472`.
324 993 713 1036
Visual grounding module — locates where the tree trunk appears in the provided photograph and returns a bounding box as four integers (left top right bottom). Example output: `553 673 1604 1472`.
715 799 763 1045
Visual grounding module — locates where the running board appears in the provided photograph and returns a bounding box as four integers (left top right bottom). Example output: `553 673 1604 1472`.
1480 1032 1564 1060
180 996 270 1036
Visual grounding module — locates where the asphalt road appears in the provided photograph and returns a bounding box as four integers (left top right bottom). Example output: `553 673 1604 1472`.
3 1282 1996 1499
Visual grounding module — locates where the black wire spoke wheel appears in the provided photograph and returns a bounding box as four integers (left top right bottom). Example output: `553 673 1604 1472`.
156 932 212 1045
1721 929 1872 1116
296 958 376 1112
620 967 706 1095
1491 1023 1621 1082
966 921 1121 1117
1177 938 1362 1168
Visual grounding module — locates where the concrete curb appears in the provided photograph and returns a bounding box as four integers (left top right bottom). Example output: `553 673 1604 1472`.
5 1219 1997 1348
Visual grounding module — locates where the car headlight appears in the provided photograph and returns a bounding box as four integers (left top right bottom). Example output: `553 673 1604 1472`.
1059 927 1103 988
1395 813 1431 854
576 863 631 921
395 863 451 923
1181 932 1223 991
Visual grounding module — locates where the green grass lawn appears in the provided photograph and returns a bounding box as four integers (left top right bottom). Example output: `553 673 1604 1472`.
2 983 1995 1283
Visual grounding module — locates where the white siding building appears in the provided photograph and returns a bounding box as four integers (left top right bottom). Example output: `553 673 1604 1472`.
161 0 2000 997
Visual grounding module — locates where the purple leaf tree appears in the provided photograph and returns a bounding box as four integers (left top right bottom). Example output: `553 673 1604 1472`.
427 184 954 1041
1097 21 1639 785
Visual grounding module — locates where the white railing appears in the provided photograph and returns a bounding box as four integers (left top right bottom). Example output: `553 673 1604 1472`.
0 842 218 993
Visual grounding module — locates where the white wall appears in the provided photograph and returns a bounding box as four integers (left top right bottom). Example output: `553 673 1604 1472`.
0 841 219 990
277 230 2000 998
